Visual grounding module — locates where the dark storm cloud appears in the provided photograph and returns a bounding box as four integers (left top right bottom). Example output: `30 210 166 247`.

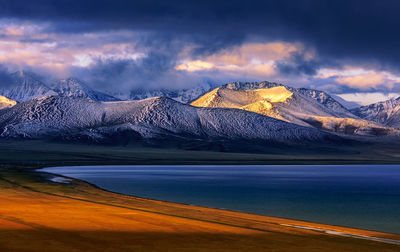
1 0 400 71
0 65 11 79
0 64 13 88
189 34 246 57
86 54 173 90
276 53 320 76
80 56 195 91
275 52 342 77
73 34 189 90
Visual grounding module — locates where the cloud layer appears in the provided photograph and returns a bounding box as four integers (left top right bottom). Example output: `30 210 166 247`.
0 0 399 101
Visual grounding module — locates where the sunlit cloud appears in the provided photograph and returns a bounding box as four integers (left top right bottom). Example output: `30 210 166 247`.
0 20 147 76
336 73 384 89
175 60 214 72
316 67 400 90
206 42 301 65
70 44 145 68
72 54 94 67
5 27 24 36
174 42 303 79
0 17 400 107
337 92 400 105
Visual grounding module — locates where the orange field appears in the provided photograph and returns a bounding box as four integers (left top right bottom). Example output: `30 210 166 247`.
0 170 399 251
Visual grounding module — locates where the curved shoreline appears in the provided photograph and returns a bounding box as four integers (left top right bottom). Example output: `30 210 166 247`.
37 168 400 246
280 224 400 245
1 165 400 251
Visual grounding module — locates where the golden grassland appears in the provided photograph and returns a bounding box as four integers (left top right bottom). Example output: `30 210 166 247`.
0 167 399 252
0 139 400 251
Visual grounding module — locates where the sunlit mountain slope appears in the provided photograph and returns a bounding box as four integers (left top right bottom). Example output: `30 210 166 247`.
191 82 396 136
0 95 17 109
0 96 331 143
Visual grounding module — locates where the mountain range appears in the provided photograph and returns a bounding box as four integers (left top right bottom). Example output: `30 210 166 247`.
190 82 394 136
0 71 212 104
110 84 214 104
0 71 118 102
0 96 331 144
0 71 399 146
352 97 400 128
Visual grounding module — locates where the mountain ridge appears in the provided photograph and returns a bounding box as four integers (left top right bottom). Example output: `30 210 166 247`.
191 82 397 136
0 95 333 144
0 71 119 102
50 78 119 101
352 97 400 128
0 71 57 102
0 71 399 142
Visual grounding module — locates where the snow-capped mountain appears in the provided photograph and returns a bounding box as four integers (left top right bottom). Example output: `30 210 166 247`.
110 83 214 103
0 95 331 143
330 94 361 109
0 95 17 109
50 78 118 101
222 81 354 118
293 88 355 118
0 74 398 143
0 71 57 102
0 71 119 102
351 97 400 128
191 82 395 136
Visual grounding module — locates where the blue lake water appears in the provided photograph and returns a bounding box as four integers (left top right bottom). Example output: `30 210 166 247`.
40 165 400 234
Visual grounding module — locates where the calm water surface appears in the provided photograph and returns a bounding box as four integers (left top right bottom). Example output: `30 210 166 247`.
40 165 400 234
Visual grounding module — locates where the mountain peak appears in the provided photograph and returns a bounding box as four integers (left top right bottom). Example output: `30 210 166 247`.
51 78 118 101
11 70 42 80
189 82 395 136
60 77 85 84
0 70 120 102
0 71 56 102
0 95 331 143
54 77 89 91
352 97 400 128
223 81 283 91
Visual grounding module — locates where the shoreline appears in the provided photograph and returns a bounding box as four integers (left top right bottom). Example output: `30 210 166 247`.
0 165 400 251
41 165 400 236
38 168 400 243
280 224 400 245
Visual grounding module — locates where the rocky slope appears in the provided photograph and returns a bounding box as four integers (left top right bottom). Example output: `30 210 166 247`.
351 97 400 128
50 78 118 101
221 81 355 118
0 71 118 102
0 96 331 143
110 84 213 103
191 82 395 136
0 71 57 102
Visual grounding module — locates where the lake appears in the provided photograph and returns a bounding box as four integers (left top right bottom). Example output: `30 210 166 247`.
40 165 400 234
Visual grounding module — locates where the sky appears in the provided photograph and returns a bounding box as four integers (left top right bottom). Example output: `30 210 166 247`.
0 0 400 104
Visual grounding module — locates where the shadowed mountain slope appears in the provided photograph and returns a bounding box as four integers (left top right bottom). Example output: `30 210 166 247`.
352 97 400 128
0 96 332 144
